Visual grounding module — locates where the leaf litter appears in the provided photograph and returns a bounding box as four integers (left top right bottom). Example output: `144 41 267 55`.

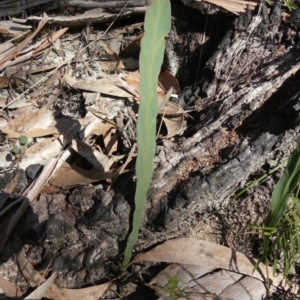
0 3 186 299
133 238 299 299
0 1 296 299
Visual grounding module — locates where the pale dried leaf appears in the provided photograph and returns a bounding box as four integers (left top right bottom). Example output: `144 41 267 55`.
24 272 57 300
0 13 49 66
220 276 268 300
0 20 31 37
104 129 118 155
22 27 69 55
0 97 31 108
2 127 59 138
133 238 297 292
0 75 30 88
79 118 115 136
118 76 140 98
158 101 185 138
83 91 100 105
151 264 214 286
0 277 23 297
0 50 33 72
0 42 14 53
47 282 111 300
195 0 258 15
153 264 267 300
19 138 63 169
64 74 133 98
10 87 60 131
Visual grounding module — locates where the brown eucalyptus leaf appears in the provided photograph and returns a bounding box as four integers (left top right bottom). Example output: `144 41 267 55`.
133 238 296 292
0 277 23 297
49 162 117 187
159 69 180 94
194 0 258 15
64 74 133 98
151 264 267 300
160 114 185 138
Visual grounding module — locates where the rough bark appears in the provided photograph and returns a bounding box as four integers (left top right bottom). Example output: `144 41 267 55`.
140 0 300 248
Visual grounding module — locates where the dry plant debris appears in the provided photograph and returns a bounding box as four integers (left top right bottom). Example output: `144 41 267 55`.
0 1 298 299
0 250 111 300
134 238 300 299
0 3 186 298
201 0 259 14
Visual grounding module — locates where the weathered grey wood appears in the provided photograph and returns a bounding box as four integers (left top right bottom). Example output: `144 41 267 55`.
136 1 300 250
0 0 150 18
0 0 59 17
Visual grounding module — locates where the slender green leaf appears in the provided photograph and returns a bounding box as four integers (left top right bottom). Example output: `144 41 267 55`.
295 222 300 250
282 233 289 277
122 0 171 268
265 138 300 229
289 227 295 269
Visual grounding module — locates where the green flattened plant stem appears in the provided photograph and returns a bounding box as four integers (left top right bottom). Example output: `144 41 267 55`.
122 0 171 268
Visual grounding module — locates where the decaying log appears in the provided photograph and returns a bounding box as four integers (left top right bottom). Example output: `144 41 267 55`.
137 0 300 248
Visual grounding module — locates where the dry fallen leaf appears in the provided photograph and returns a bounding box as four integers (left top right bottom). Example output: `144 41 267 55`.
9 87 60 131
158 101 185 139
81 118 115 136
133 238 299 294
150 263 268 300
159 69 180 94
0 42 14 53
49 162 117 187
0 277 23 297
0 97 31 108
2 127 59 139
31 27 69 55
0 75 30 88
64 74 134 98
0 20 31 38
24 272 57 300
19 137 63 169
0 13 49 66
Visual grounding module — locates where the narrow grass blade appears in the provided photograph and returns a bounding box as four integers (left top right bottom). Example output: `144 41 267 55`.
265 138 300 229
122 0 171 268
